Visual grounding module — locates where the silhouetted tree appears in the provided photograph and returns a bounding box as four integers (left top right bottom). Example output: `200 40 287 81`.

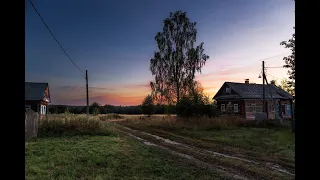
69 107 82 114
90 102 101 114
56 105 68 114
280 0 295 91
274 79 295 96
150 10 209 104
92 107 100 115
141 94 155 116
48 105 58 114
176 82 217 118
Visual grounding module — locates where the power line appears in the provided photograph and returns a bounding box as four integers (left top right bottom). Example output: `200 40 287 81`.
265 66 284 68
28 0 85 74
69 84 81 93
265 73 284 81
259 52 289 62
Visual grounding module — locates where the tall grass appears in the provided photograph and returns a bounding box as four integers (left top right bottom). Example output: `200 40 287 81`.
121 115 247 130
98 113 124 121
120 115 290 130
38 114 114 137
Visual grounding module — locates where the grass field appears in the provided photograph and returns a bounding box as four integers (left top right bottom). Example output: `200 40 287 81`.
26 135 224 180
26 114 295 179
26 114 225 179
118 115 295 168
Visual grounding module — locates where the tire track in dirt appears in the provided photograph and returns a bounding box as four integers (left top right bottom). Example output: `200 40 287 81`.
113 123 295 180
115 128 249 180
148 128 295 170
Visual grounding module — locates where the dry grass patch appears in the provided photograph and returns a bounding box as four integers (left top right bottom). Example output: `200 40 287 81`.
38 114 115 137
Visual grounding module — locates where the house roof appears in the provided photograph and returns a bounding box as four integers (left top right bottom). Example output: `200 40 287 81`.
25 82 50 102
213 82 293 100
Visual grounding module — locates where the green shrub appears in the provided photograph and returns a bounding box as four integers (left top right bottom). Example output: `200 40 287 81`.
176 96 218 118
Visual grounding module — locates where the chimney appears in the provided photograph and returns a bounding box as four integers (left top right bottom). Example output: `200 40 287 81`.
245 79 249 84
270 80 275 85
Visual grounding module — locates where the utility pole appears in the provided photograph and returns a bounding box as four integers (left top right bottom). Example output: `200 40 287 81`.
262 61 265 113
85 70 89 117
264 72 270 119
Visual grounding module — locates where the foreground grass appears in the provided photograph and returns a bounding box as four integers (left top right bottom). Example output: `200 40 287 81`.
119 115 295 166
26 135 223 180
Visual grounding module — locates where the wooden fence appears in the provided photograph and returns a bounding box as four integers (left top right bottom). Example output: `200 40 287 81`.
25 109 39 141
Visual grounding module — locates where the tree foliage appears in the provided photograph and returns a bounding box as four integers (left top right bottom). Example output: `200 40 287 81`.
150 10 209 105
141 94 155 116
176 82 217 118
280 27 295 89
275 79 295 96
48 104 175 115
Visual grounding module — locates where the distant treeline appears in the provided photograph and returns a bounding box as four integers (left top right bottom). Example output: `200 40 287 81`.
48 103 176 115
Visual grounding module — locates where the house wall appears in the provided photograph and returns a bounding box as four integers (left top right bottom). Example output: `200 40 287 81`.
217 100 245 117
25 100 48 116
25 101 40 112
244 100 265 120
244 99 292 120
278 99 293 119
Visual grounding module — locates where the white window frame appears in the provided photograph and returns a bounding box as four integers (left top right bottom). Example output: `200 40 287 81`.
40 105 46 115
234 104 239 113
43 105 46 115
221 104 225 112
251 104 256 113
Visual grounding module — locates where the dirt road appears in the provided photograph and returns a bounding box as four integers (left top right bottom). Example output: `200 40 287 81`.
112 122 295 180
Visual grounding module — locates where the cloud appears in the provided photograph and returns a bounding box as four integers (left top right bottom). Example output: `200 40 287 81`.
56 86 115 91
51 93 145 106
200 63 260 78
122 83 151 89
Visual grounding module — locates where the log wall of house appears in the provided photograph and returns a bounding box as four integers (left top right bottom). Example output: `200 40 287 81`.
25 101 40 112
25 100 49 117
278 99 292 119
217 100 245 117
244 99 292 120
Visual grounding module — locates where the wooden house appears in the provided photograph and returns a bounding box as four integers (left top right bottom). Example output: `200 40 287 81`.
213 79 294 120
25 82 51 116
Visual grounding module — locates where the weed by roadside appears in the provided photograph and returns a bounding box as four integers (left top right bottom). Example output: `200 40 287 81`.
38 114 115 137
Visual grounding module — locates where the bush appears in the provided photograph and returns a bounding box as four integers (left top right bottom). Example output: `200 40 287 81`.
176 96 218 118
38 114 114 137
92 107 100 115
141 94 155 116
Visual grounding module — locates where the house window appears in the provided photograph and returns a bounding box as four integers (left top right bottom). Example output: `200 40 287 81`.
25 105 31 110
281 104 286 115
221 104 225 112
43 105 46 115
251 104 256 113
234 104 238 113
271 104 275 112
40 105 46 115
227 102 232 108
40 105 43 114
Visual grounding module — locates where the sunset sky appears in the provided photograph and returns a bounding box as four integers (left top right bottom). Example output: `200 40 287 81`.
25 0 295 106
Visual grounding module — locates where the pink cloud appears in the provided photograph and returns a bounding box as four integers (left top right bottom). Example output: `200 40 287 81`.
122 83 151 89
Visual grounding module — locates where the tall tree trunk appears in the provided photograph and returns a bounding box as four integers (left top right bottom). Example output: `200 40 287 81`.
176 82 180 103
